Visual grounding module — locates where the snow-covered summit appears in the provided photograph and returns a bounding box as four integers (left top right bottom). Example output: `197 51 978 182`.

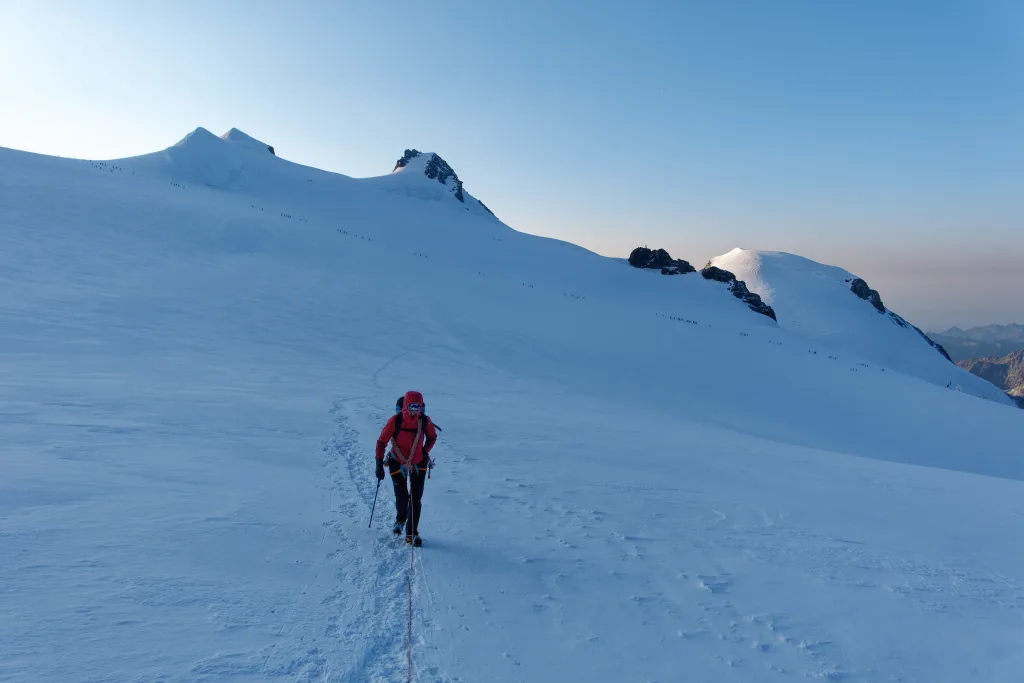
364 148 498 220
173 126 219 148
168 126 276 156
392 148 451 178
710 248 1012 404
170 127 273 155
220 127 275 155
120 126 351 194
392 149 465 202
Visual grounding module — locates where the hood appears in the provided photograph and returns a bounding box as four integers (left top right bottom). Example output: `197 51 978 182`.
402 390 425 422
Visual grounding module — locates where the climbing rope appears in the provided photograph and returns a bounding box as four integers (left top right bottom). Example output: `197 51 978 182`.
390 416 424 682
407 532 414 681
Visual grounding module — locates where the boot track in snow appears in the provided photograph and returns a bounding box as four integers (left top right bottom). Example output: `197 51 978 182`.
319 399 448 682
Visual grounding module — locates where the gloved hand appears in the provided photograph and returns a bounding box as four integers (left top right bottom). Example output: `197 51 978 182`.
375 460 385 481
423 454 433 469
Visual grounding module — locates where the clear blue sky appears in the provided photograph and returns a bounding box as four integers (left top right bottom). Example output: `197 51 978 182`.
2 0 1021 329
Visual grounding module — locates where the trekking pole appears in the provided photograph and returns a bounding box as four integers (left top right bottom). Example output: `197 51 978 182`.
368 479 381 528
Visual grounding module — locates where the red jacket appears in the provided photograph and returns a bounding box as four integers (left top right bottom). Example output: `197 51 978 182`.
375 391 437 466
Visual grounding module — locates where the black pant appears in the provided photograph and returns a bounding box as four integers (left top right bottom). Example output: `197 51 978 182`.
388 458 427 535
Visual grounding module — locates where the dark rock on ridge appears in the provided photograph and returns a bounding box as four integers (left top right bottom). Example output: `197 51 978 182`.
698 264 777 321
729 279 778 321
846 275 953 363
849 278 885 313
628 247 696 275
699 265 735 284
393 149 466 202
887 311 954 363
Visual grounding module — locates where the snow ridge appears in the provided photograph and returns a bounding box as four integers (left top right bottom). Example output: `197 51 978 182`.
221 127 275 155
710 247 1011 404
170 127 275 156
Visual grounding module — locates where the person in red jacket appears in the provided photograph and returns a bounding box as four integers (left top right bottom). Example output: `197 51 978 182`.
375 391 437 545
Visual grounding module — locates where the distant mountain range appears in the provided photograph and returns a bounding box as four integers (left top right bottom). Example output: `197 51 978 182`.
929 324 1024 362
957 350 1024 409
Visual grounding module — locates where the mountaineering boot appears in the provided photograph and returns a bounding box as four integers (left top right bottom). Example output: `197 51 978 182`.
405 534 422 547
392 520 403 535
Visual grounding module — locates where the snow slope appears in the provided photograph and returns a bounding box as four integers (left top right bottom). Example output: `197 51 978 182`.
2 131 1023 683
710 247 1013 405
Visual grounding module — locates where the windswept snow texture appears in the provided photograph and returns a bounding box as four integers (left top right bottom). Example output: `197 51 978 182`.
2 131 1023 683
711 247 1013 405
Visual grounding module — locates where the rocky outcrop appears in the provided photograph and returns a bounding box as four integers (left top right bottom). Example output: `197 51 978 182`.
626 247 774 320
394 149 466 202
957 349 1024 408
849 278 885 313
699 265 734 283
699 264 777 321
627 247 696 275
393 148 421 171
267 145 275 156
729 279 778 320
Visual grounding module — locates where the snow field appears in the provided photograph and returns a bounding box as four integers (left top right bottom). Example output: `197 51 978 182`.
1 134 1022 681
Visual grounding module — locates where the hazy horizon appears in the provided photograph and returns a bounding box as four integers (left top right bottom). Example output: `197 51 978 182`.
2 0 1021 331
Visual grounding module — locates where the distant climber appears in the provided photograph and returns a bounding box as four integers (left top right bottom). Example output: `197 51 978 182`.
375 391 437 546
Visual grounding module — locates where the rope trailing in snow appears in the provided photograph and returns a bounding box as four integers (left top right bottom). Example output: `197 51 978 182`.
390 415 424 681
408 542 414 681
406 418 424 681
406 451 417 681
